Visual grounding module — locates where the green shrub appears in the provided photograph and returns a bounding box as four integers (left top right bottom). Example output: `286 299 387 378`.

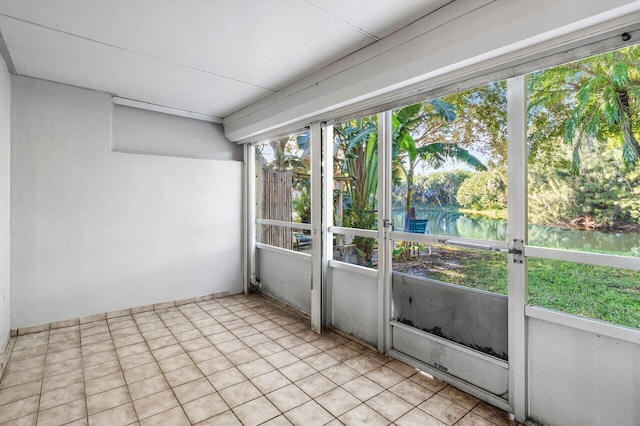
456 169 507 210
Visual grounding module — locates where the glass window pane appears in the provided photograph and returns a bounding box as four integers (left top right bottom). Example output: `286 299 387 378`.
390 82 508 240
333 235 377 268
528 258 640 328
256 132 310 250
527 45 640 257
392 242 508 295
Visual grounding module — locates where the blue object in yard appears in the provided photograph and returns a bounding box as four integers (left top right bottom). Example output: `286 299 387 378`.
405 218 429 234
294 233 311 250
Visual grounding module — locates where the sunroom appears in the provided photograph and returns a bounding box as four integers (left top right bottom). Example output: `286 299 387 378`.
0 1 639 426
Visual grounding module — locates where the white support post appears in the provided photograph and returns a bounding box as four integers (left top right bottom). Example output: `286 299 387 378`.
246 144 257 293
507 76 528 422
378 111 394 353
310 122 323 332
322 125 334 329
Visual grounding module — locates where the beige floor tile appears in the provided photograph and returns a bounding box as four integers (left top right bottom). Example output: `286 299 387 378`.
385 360 417 378
266 384 311 412
303 353 339 371
194 410 242 425
39 381 85 411
85 371 126 396
82 341 116 356
41 369 83 393
460 412 507 426
236 358 274 379
264 350 299 369
83 360 121 381
320 363 360 386
0 380 41 406
115 342 149 359
37 399 87 426
339 404 389 426
132 388 179 420
366 366 406 389
239 333 270 347
216 340 250 355
127 375 170 400
164 364 204 387
146 335 178 350
44 358 83 377
315 387 361 417
86 385 132 415
119 352 155 370
250 370 291 394
419 394 469 426
366 391 414 421
81 332 111 346
343 355 381 374
438 385 481 410
173 377 215 404
252 341 285 357
47 339 81 353
180 337 212 352
183 393 229 423
4 355 45 374
139 406 189 426
325 345 360 362
260 414 293 426
279 360 315 382
274 335 305 350
152 344 185 361
0 395 39 423
389 379 435 405
396 407 447 426
123 362 161 385
174 329 203 343
342 376 384 402
140 328 171 340
83 350 118 368
409 371 447 393
232 396 281 426
310 337 341 351
472 401 518 426
287 342 322 359
295 373 337 398
218 380 262 408
198 355 234 375
0 366 43 389
207 331 236 345
284 400 334 426
208 367 247 390
10 346 47 362
110 325 139 338
88 401 137 426
0 412 37 425
158 353 193 373
226 348 260 366
187 346 221 363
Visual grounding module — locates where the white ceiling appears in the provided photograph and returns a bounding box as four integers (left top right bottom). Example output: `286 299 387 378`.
0 0 451 121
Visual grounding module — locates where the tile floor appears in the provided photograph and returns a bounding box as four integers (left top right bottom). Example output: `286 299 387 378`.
0 293 520 426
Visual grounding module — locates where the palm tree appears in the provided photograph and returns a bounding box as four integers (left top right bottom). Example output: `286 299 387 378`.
529 45 640 169
392 101 487 221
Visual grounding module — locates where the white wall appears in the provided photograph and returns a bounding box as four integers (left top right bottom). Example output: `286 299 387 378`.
113 105 242 161
0 60 10 348
10 76 243 329
528 317 640 426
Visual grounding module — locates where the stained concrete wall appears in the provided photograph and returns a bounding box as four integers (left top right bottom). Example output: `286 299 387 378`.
10 76 243 328
392 273 508 359
0 59 10 348
256 248 311 315
331 267 377 344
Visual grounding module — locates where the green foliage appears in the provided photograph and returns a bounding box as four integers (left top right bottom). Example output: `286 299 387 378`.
456 169 507 211
407 170 472 206
528 45 640 169
528 143 640 227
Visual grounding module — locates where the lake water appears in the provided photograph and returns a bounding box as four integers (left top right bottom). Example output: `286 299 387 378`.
392 205 640 257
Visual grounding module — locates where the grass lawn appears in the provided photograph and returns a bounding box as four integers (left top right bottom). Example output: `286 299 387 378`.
393 246 640 329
